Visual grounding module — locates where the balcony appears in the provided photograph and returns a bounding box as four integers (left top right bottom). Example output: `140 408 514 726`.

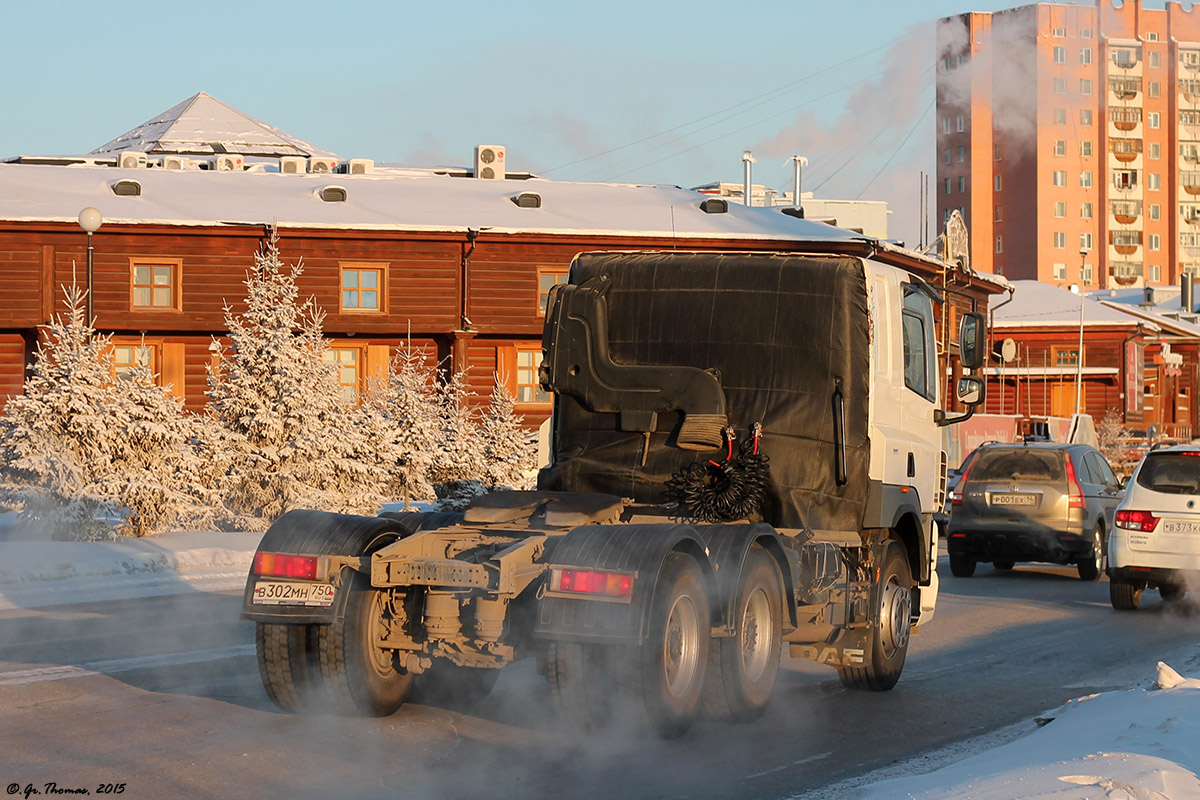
1110 138 1143 163
1183 171 1200 195
1183 52 1200 71
1109 76 1141 100
1111 200 1141 224
1183 79 1200 104
1111 231 1142 255
1112 171 1140 192
1110 262 1144 286
1110 108 1142 131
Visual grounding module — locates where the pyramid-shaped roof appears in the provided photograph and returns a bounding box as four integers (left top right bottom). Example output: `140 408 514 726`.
89 92 336 159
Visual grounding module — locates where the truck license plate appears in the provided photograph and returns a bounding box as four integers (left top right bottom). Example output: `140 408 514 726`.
992 493 1036 506
1163 521 1200 535
252 580 336 607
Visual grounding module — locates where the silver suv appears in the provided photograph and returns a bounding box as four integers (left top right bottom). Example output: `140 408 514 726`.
947 442 1123 580
1109 444 1200 609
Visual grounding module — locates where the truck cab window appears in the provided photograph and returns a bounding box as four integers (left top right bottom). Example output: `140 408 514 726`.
902 286 936 401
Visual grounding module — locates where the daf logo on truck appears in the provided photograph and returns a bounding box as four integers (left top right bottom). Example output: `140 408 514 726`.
242 248 987 738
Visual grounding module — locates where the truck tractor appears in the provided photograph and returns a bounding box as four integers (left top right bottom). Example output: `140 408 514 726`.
242 249 986 738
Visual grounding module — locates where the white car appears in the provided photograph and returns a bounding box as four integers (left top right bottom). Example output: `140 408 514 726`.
1109 444 1200 610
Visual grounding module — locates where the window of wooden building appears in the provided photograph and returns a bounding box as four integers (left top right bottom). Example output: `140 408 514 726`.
323 344 364 403
130 259 182 311
340 264 386 313
1054 346 1081 367
497 343 551 406
113 343 155 380
537 268 568 316
108 337 186 400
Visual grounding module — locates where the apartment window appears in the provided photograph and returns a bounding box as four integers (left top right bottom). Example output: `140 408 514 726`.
1053 27 1066 37
1080 78 1092 94
994 144 1002 160
1054 108 1067 125
130 259 181 311
1114 169 1138 189
995 236 1003 253
958 176 966 193
944 178 952 195
994 174 1002 191
1083 263 1094 283
1053 77 1067 93
112 343 154 381
1150 142 1160 159
995 205 1003 222
1151 204 1161 221
1054 263 1067 280
1053 170 1067 186
1053 140 1065 156
1081 232 1094 250
957 145 965 162
1149 81 1160 98
515 347 549 404
323 346 363 404
958 53 968 67
943 148 951 164
1082 29 1093 39
942 56 952 71
1150 234 1161 251
1081 47 1093 65
1081 109 1093 125
1150 51 1161 68
1184 110 1200 126
1054 45 1066 63
537 268 568 315
956 115 964 132
1054 232 1067 248
1147 32 1159 42
943 118 952 134
339 264 385 312
1081 202 1093 218
1150 264 1161 282
1081 141 1092 157
1054 201 1066 218
1081 171 1093 188
1149 172 1161 190
1149 112 1160 129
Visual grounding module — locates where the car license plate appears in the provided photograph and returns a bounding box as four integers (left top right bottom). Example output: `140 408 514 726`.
992 493 1036 506
1162 520 1200 535
252 580 336 607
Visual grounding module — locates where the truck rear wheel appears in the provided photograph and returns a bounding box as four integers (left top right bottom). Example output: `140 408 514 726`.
839 539 911 692
256 622 317 712
315 574 413 716
703 548 782 723
546 642 614 732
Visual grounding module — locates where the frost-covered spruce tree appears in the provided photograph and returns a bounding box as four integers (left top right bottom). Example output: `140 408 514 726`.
362 344 443 507
477 375 537 489
0 285 209 539
204 233 387 529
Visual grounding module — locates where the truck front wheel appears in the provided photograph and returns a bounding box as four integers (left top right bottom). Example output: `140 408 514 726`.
839 539 912 692
316 574 413 716
703 548 782 723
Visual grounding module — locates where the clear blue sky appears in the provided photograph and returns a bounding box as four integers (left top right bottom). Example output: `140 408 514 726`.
0 0 1123 246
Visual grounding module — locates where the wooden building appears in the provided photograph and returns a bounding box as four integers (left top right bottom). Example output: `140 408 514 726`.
0 93 1005 425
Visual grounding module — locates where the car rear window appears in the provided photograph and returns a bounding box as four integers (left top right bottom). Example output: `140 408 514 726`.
1136 453 1200 494
970 449 1064 482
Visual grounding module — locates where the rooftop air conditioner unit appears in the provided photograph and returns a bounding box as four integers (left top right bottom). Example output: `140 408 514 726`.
209 154 245 172
308 156 337 174
475 145 505 179
345 158 374 175
161 156 190 170
279 156 307 174
118 152 147 169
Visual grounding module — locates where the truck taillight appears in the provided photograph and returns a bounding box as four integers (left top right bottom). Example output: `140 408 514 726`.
1115 509 1160 532
1063 454 1086 509
549 567 634 598
253 552 321 580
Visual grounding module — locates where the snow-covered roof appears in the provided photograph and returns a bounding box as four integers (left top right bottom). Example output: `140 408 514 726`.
0 160 894 242
991 280 1158 330
88 92 336 159
1097 286 1200 338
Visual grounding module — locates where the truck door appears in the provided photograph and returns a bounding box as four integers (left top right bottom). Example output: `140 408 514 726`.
900 284 941 512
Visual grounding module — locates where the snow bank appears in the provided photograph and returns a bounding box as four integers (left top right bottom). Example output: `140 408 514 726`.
0 530 261 610
823 660 1200 800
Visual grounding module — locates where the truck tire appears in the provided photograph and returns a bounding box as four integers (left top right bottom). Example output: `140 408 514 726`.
1159 583 1185 604
255 622 318 712
838 539 912 692
1077 526 1105 581
702 548 782 723
546 642 614 732
412 662 500 711
948 551 976 578
1110 578 1143 610
315 573 413 716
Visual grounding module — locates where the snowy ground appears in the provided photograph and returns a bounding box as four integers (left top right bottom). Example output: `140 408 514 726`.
1 529 1198 799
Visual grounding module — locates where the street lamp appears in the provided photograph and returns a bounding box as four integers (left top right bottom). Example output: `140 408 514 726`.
77 207 102 323
1070 245 1089 415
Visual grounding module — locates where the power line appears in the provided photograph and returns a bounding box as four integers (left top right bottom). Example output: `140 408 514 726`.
856 97 935 199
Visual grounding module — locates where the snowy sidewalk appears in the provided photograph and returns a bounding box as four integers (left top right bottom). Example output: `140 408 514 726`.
0 530 261 610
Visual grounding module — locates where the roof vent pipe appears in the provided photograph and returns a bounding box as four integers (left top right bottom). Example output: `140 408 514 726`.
742 150 755 206
1184 273 1195 313
790 155 808 217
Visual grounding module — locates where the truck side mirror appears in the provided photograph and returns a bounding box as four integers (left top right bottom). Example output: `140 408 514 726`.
958 312 986 370
956 376 985 407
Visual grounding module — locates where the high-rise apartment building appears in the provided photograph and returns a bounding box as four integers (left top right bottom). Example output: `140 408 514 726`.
937 0 1200 289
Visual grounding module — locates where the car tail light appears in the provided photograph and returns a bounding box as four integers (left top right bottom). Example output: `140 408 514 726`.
1063 454 1086 509
1115 509 1160 532
951 463 974 506
549 567 635 598
253 552 321 580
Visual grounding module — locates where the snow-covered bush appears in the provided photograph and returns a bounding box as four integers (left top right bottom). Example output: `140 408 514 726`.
203 233 388 529
477 376 537 489
1096 407 1131 474
0 285 211 539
